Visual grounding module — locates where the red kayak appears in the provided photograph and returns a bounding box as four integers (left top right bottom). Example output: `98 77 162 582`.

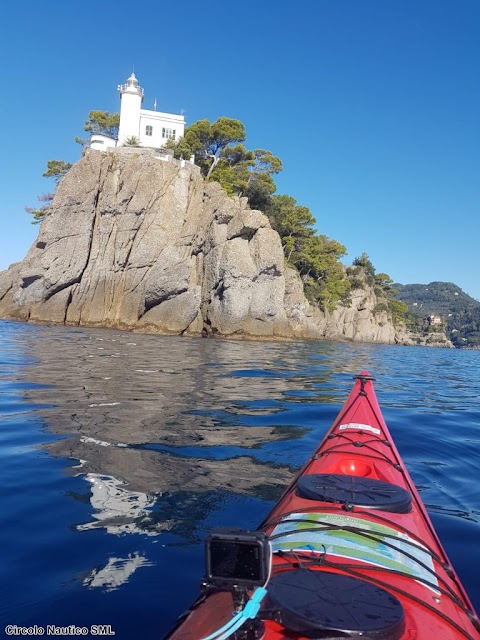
166 372 480 640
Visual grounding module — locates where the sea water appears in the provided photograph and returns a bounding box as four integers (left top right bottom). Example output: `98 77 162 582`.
0 319 479 638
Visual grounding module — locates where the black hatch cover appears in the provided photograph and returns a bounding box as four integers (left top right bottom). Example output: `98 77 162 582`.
267 569 405 639
296 473 412 513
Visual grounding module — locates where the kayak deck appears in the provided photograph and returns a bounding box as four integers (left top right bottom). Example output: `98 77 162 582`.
166 372 480 640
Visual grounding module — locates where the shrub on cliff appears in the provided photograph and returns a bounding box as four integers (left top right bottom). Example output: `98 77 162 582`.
25 160 73 224
350 253 408 324
264 195 350 310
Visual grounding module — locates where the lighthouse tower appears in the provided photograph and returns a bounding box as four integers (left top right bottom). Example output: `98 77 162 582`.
117 73 144 144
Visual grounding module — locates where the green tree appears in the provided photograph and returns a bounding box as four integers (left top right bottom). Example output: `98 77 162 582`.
167 118 282 209
352 252 376 287
349 255 408 324
353 252 375 277
75 110 120 147
208 144 255 195
25 193 54 224
236 148 282 209
301 235 350 309
265 195 316 260
43 160 73 183
210 146 282 209
374 272 394 288
388 298 409 323
25 160 72 224
166 117 246 178
263 195 349 309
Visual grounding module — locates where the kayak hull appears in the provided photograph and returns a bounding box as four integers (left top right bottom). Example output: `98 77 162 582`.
166 372 479 640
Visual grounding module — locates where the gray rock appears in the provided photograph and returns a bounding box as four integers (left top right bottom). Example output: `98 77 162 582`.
1 147 438 345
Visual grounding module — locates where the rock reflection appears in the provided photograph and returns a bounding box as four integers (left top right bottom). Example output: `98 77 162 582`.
76 473 156 535
14 325 330 531
425 503 479 524
83 552 152 591
53 435 293 496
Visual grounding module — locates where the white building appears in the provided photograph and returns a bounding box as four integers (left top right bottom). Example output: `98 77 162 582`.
90 73 185 151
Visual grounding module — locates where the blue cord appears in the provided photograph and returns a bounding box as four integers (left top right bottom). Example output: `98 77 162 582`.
199 587 267 640
241 587 267 619
212 617 245 640
199 613 242 640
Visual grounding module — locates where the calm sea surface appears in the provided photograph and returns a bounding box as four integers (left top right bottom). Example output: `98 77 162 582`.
0 319 479 638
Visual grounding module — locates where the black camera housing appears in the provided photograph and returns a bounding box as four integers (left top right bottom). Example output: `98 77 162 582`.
205 528 270 590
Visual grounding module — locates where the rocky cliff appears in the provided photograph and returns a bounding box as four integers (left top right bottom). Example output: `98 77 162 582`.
0 148 417 344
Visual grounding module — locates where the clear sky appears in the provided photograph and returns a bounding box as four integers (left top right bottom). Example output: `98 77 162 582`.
2 0 479 299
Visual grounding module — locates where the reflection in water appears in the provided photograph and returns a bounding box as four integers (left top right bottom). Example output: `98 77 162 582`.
55 433 294 498
77 473 155 535
21 328 328 506
10 325 335 544
1 321 479 633
13 327 480 516
425 503 478 523
84 552 152 591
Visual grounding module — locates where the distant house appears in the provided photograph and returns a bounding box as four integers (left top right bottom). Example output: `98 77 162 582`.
427 314 442 326
90 73 185 150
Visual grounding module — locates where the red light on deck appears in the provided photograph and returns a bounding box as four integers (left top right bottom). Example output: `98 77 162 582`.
339 460 372 477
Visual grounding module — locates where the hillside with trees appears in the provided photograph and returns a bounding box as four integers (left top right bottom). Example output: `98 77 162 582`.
395 282 480 348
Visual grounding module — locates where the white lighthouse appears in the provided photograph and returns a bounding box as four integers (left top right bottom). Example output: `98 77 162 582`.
117 72 144 144
90 73 186 151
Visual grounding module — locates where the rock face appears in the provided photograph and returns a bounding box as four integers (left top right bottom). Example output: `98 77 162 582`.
283 268 399 343
0 148 418 344
404 317 454 348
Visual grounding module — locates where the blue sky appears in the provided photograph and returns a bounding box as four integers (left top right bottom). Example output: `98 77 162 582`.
2 0 479 299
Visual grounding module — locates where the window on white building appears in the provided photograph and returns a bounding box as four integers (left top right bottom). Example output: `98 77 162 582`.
146 125 153 136
162 128 176 140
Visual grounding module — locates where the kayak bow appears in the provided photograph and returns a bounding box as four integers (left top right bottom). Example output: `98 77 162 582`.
166 372 480 640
